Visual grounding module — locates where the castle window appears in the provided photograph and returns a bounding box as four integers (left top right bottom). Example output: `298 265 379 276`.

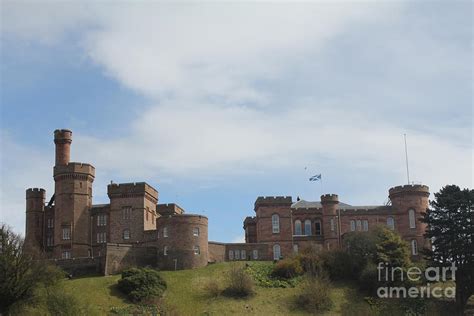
164 246 168 256
330 219 335 231
363 220 369 231
272 214 280 234
229 250 234 260
97 232 107 243
193 227 200 237
123 229 130 240
273 244 281 260
356 220 362 231
387 217 395 230
315 220 322 235
294 220 302 235
252 249 258 260
409 209 416 229
62 227 71 240
235 249 240 260
47 218 54 228
163 227 168 238
122 206 132 220
293 244 299 253
411 239 418 255
304 220 312 235
241 250 246 260
46 235 53 247
97 214 107 226
62 251 71 259
350 220 356 231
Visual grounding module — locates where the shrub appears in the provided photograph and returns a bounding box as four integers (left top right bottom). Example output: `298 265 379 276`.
246 262 301 288
117 268 167 303
358 262 379 295
45 288 85 316
297 250 324 277
223 264 254 297
271 257 304 279
320 250 358 281
295 276 333 313
202 279 220 297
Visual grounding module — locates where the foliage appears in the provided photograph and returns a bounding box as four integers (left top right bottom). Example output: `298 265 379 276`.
45 287 89 316
222 263 254 297
357 262 379 296
109 304 162 315
117 267 167 303
294 275 333 313
202 279 221 297
271 257 304 279
372 226 411 269
423 185 474 313
245 262 302 288
296 248 325 277
319 249 358 281
0 223 65 314
344 231 378 273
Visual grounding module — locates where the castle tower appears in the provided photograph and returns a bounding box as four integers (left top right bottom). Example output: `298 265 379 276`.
388 184 430 255
25 188 46 251
53 129 95 258
321 194 339 250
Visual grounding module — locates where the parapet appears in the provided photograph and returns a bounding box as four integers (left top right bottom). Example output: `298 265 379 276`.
254 196 292 210
107 182 158 202
320 194 339 204
157 203 185 216
389 184 430 198
54 129 72 144
54 162 95 177
26 188 46 199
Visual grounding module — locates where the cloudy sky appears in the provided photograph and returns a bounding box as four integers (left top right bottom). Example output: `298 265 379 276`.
1 1 472 242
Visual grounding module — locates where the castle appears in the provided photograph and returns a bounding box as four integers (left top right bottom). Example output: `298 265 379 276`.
24 129 429 274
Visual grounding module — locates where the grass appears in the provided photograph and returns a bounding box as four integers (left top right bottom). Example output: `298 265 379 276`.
61 262 474 315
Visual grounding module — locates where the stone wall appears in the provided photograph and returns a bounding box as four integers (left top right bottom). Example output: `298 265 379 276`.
51 257 103 276
103 243 157 275
208 241 226 263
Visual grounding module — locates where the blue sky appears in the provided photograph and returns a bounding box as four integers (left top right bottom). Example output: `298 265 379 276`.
1 2 472 242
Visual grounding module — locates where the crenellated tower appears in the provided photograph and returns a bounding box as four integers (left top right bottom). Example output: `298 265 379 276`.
25 188 46 251
53 129 95 258
321 194 339 250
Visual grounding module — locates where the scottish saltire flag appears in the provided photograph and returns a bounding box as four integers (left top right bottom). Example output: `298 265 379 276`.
309 174 322 181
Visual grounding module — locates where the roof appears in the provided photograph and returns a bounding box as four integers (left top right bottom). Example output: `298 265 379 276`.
291 199 386 211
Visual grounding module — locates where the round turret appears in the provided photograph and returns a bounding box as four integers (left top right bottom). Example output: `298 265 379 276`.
25 188 46 250
320 194 339 204
54 129 72 166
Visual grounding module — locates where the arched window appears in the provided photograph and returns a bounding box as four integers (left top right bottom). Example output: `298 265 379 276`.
387 217 395 230
272 214 280 233
409 209 416 229
123 229 130 240
411 240 418 255
294 220 302 235
315 220 322 235
252 249 258 260
304 220 312 235
362 220 369 231
350 220 356 231
273 244 281 260
356 220 362 231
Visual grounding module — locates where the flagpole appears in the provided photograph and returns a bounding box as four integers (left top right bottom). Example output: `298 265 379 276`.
404 134 410 184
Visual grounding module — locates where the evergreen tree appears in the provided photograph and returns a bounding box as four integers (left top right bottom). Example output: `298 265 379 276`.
423 185 474 313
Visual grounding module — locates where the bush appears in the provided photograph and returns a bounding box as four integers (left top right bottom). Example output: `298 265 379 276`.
358 262 379 295
271 257 304 279
117 268 167 303
202 279 220 297
246 262 301 288
45 288 85 316
223 264 254 297
295 276 333 313
320 250 358 281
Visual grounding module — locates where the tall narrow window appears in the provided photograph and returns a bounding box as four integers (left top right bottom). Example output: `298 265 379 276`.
294 220 302 235
252 249 258 260
229 250 234 260
315 220 322 235
409 209 416 229
193 227 200 236
387 217 395 230
235 250 240 260
241 250 246 260
62 251 71 259
123 229 130 240
273 244 281 260
164 246 168 256
272 214 280 233
350 220 356 231
62 227 71 240
123 206 132 220
330 218 335 231
356 220 362 231
304 220 312 235
411 240 418 255
47 218 54 228
97 214 107 226
362 220 369 231
163 227 169 237
194 246 200 255
97 232 107 243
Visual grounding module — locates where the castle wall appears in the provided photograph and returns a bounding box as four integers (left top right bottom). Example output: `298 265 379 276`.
208 242 226 263
103 243 157 275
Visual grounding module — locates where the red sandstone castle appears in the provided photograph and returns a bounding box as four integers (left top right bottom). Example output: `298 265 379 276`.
24 129 429 274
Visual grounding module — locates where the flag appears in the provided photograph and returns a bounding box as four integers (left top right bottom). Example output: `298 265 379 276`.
309 174 321 181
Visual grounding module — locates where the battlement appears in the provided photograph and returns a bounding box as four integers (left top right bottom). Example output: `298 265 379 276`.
26 188 46 199
54 162 95 177
254 196 292 210
54 129 72 143
243 216 257 225
108 182 158 201
157 203 185 216
320 194 339 203
389 184 429 198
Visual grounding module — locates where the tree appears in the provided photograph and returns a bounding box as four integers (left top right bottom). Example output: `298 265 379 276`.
423 185 474 313
0 224 63 313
